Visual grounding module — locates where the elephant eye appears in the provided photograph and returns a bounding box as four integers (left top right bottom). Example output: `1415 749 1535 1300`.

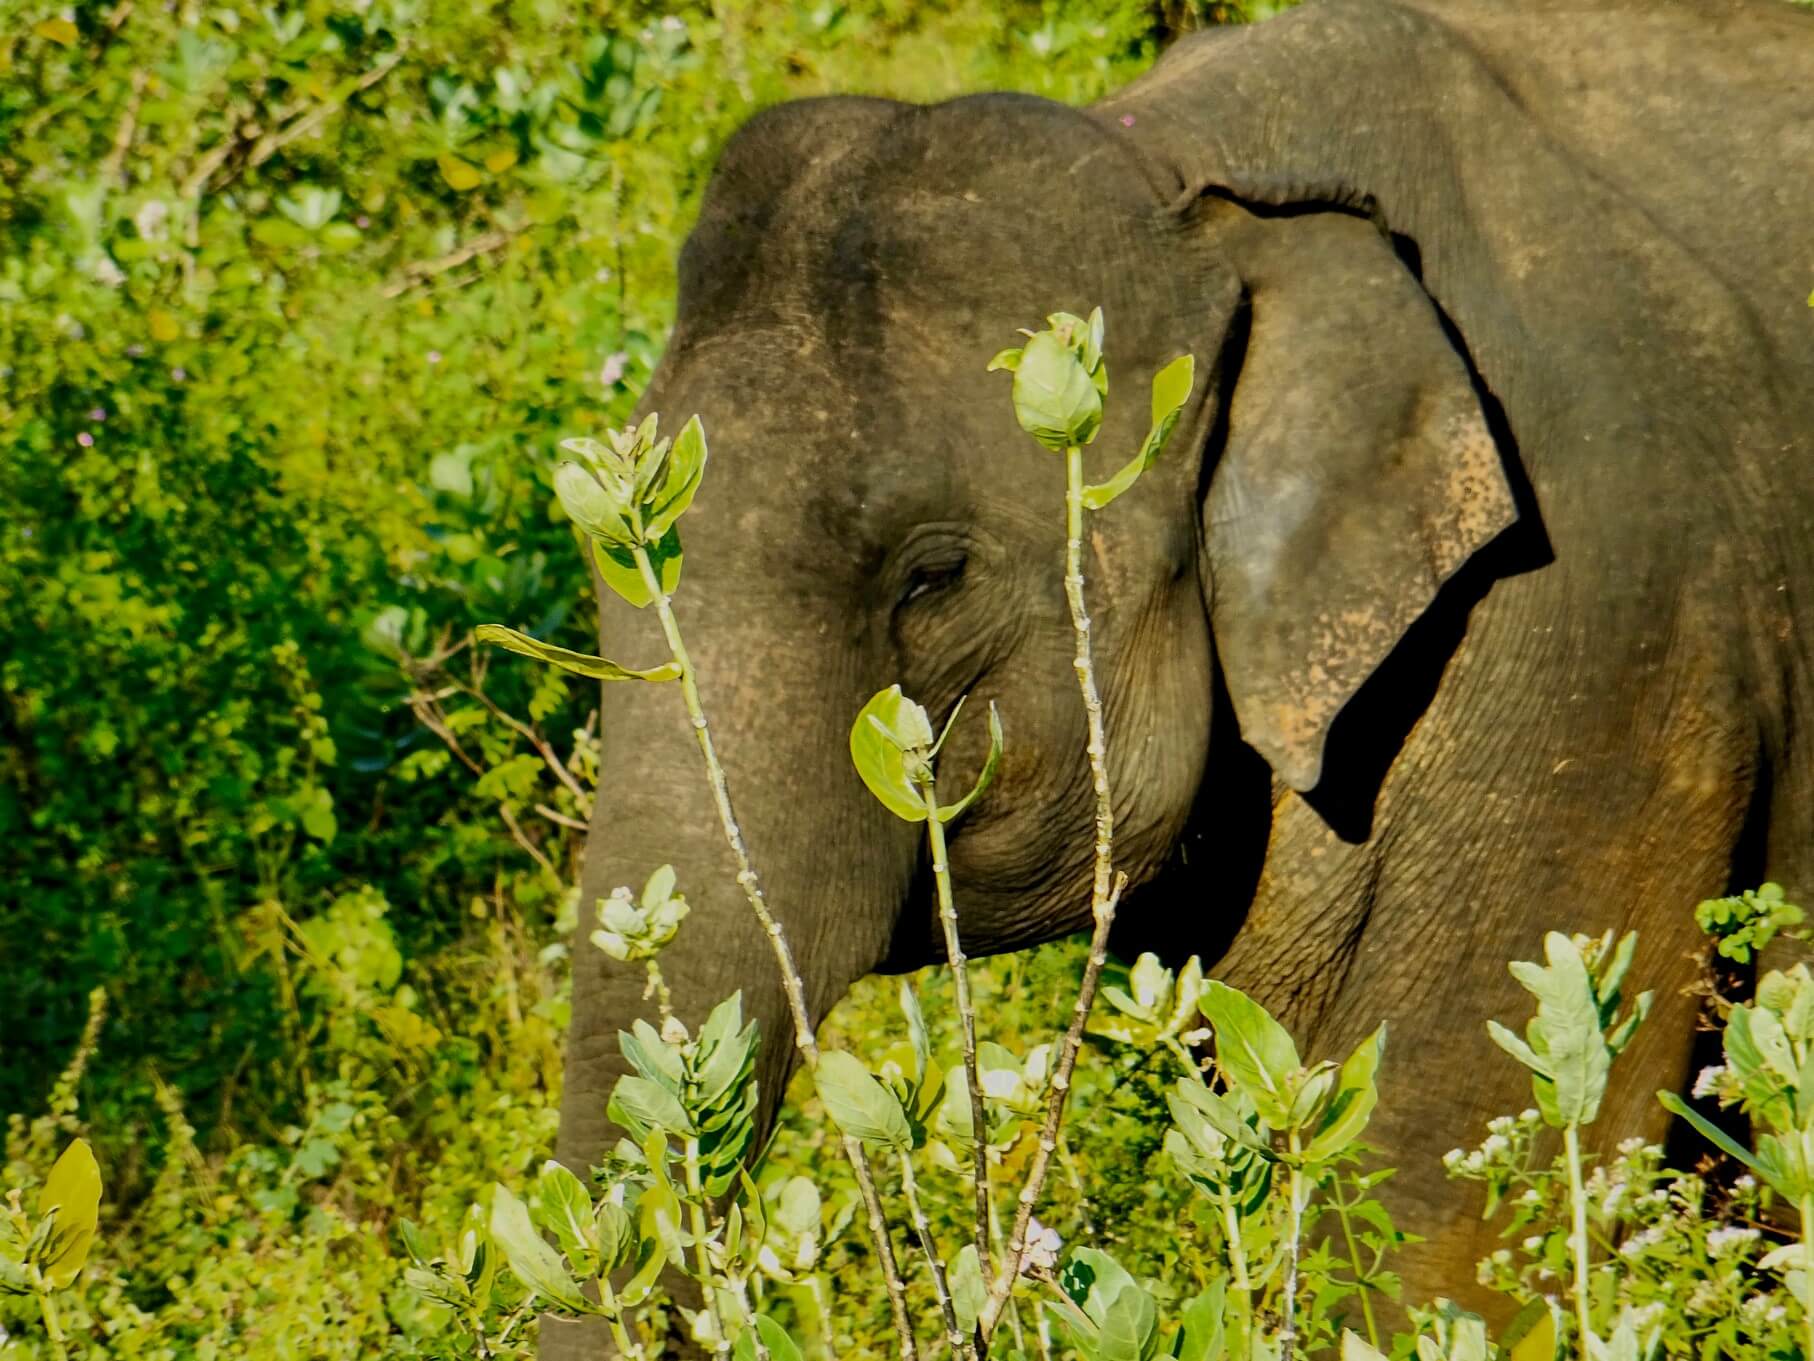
897 553 967 611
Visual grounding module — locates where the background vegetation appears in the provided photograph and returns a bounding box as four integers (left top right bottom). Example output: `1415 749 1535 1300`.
0 0 1227 1353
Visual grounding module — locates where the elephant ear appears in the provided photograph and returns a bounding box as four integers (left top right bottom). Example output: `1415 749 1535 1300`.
1203 222 1516 793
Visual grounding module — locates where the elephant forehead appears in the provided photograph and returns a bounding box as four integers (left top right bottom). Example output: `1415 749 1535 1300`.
678 94 1178 340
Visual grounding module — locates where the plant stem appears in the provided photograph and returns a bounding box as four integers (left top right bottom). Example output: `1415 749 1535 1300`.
684 1138 732 1358
1563 1122 1594 1352
900 1150 971 1360
979 874 1124 1340
919 777 993 1279
1061 444 1115 917
1218 1182 1254 1354
645 957 674 1023
598 1280 648 1361
1280 1133 1304 1361
37 1286 70 1361
978 442 1127 1342
630 543 919 1361
1800 1193 1814 1361
730 1275 771 1361
1331 1178 1381 1349
989 1188 1030 1358
806 1274 838 1361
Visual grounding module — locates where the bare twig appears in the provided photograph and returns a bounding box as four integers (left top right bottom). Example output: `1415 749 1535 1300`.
979 874 1124 1338
899 1151 971 1361
919 778 993 1281
243 51 404 173
381 229 517 298
100 70 146 187
458 673 592 808
533 802 589 832
499 804 558 880
405 692 485 776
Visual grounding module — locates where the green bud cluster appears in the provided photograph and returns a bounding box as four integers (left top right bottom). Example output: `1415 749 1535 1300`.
592 864 690 963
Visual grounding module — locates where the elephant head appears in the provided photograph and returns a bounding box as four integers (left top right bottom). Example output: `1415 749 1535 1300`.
554 86 1518 1236
554 83 1526 1176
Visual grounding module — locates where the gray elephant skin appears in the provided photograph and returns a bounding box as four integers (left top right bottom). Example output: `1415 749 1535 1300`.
545 0 1814 1351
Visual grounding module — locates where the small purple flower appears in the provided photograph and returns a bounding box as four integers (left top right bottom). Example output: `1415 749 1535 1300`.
170 367 187 382
599 351 628 386
88 407 107 422
426 350 443 365
1119 114 1136 128
77 431 94 447
355 215 371 229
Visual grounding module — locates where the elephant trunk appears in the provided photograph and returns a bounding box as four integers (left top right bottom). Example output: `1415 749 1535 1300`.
552 559 912 1249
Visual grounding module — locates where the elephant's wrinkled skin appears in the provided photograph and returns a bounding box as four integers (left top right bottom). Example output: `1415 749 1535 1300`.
544 0 1814 1351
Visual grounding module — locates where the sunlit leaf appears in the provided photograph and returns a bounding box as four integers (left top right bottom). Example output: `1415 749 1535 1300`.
937 701 1003 824
488 1184 594 1313
36 1139 101 1289
814 1051 912 1150
475 624 679 682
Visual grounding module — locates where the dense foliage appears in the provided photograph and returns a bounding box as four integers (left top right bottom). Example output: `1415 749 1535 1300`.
0 0 1163 1153
0 1 1169 1353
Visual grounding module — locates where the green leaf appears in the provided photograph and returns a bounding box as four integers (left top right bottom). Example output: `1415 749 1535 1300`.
1656 1091 1764 1178
554 461 633 542
1082 354 1194 509
1011 331 1103 452
849 686 931 822
475 624 679 682
1304 1023 1387 1161
950 1243 985 1334
534 1161 599 1278
488 1184 594 1314
1199 981 1301 1126
901 981 930 1081
1052 1248 1161 1361
0 1254 32 1297
1503 1299 1562 1361
1498 933 1612 1127
1172 1281 1225 1361
609 1074 696 1139
814 1050 912 1150
36 1139 101 1289
733 1316 806 1361
645 415 708 539
1342 1332 1392 1361
595 1199 634 1274
937 701 1004 824
986 347 1023 372
593 526 684 609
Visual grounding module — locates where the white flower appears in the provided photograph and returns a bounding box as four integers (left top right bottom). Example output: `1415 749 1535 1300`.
134 198 170 242
1691 1065 1728 1098
1022 1219 1061 1274
1442 1148 1466 1170
1706 1225 1760 1259
599 351 628 386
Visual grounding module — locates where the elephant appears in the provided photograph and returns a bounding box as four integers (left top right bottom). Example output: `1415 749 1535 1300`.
546 0 1814 1352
